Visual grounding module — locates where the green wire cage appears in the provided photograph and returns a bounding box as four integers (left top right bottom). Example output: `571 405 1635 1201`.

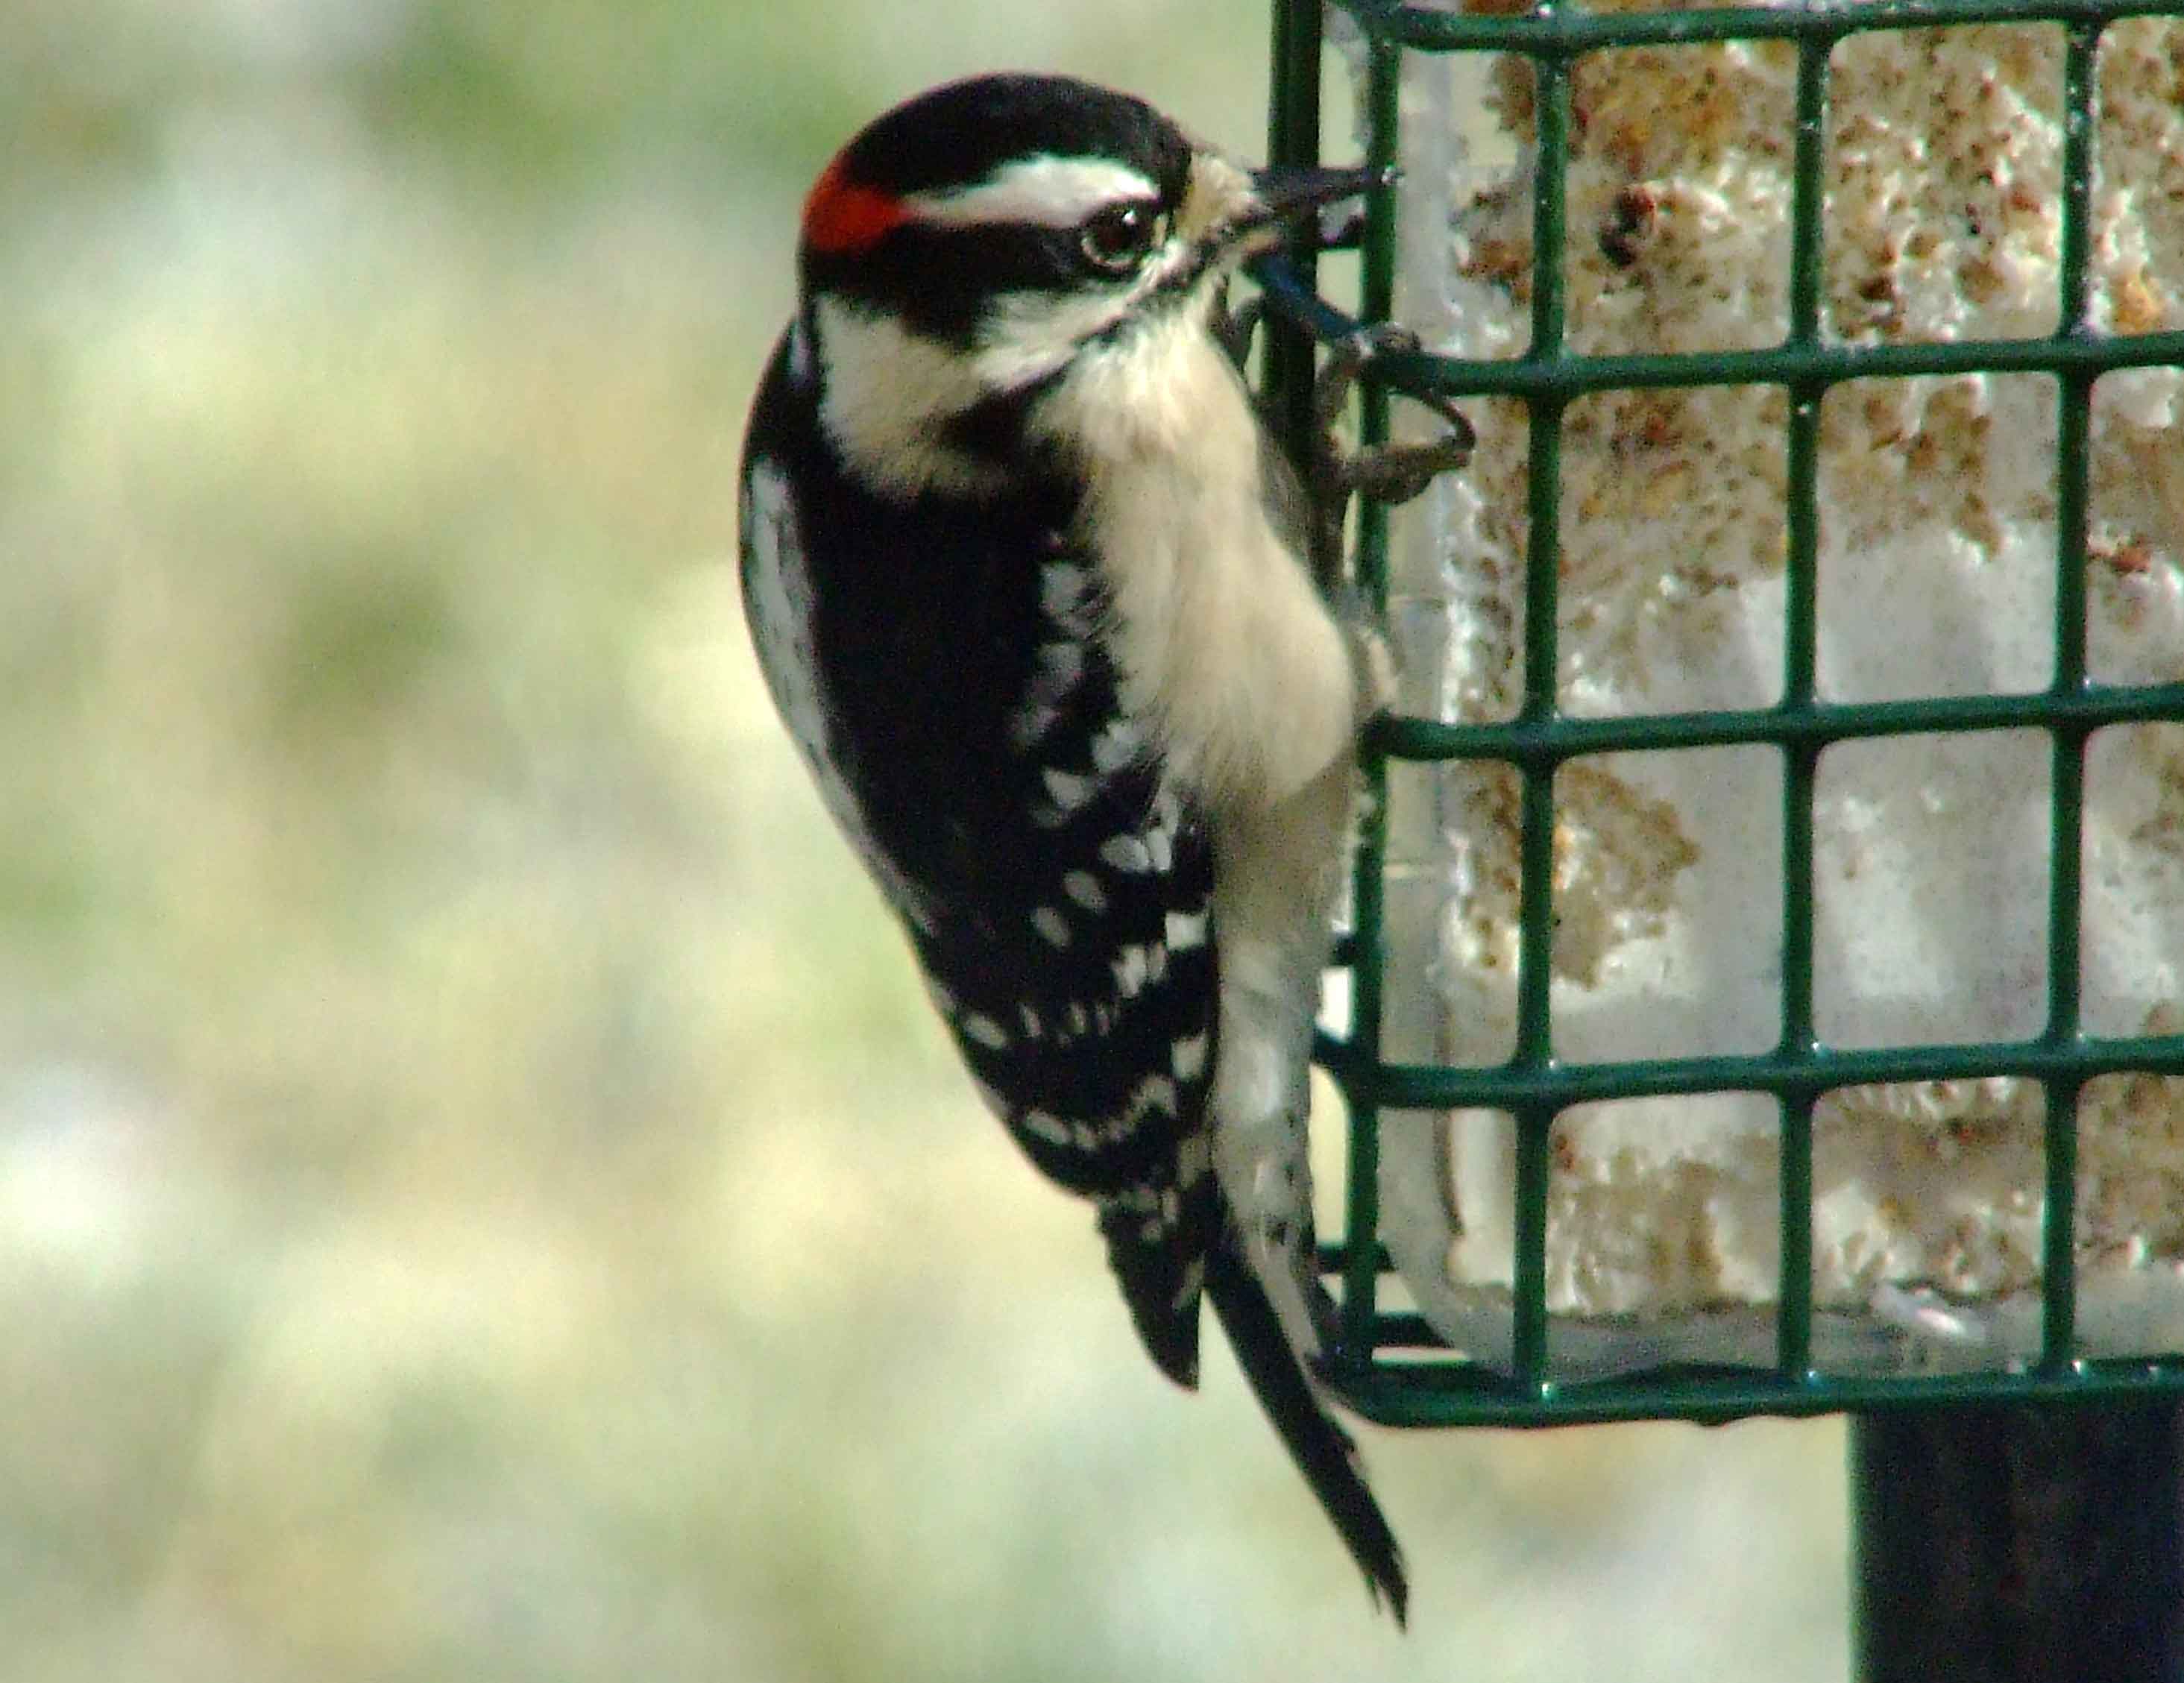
1257 0 2184 1432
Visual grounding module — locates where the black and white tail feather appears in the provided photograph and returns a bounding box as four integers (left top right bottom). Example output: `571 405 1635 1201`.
737 72 1456 1621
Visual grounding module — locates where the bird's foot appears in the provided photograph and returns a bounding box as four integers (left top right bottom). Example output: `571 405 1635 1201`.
1312 324 1475 509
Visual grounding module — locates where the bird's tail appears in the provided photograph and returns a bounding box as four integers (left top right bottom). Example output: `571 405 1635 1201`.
1204 1235 1408 1625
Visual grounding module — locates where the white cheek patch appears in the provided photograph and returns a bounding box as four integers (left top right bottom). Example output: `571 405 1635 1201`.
906 155 1159 230
811 298 1009 497
814 283 1174 494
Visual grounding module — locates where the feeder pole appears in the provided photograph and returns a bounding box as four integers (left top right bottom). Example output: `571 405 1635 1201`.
1849 1402 2184 1681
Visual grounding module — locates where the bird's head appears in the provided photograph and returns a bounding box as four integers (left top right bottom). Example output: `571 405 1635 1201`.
790 73 1377 496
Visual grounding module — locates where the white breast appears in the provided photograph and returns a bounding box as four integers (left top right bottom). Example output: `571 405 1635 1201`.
1031 309 1359 819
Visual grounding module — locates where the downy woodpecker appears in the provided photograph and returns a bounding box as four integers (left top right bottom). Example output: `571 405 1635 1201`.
739 72 1428 1619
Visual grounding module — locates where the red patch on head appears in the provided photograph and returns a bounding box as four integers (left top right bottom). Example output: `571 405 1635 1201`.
802 157 910 254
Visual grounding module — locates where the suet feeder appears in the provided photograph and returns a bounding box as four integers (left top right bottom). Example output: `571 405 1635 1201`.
1259 0 2184 1670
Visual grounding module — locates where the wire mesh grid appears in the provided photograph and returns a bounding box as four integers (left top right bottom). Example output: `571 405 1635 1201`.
1259 0 2184 1427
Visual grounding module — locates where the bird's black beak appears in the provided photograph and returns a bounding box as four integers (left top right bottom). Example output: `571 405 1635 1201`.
1236 163 1392 246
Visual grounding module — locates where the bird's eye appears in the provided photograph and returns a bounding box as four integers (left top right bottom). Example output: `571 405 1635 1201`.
1078 203 1168 274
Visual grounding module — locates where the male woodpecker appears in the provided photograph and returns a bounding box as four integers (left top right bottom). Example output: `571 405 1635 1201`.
739 72 1443 1619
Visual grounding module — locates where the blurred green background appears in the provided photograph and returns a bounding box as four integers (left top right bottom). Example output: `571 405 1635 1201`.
1 1 1845 1676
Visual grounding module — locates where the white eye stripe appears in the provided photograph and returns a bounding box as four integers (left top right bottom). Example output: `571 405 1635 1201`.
904 156 1162 231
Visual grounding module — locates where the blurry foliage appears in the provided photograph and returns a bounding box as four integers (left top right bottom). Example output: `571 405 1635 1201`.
0 1 1844 1678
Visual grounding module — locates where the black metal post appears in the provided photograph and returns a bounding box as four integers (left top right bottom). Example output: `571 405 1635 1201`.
1851 1402 2184 1682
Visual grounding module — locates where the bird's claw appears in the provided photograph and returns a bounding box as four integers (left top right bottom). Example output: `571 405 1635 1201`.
1212 285 1265 372
1303 322 1474 581
1313 324 1475 500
